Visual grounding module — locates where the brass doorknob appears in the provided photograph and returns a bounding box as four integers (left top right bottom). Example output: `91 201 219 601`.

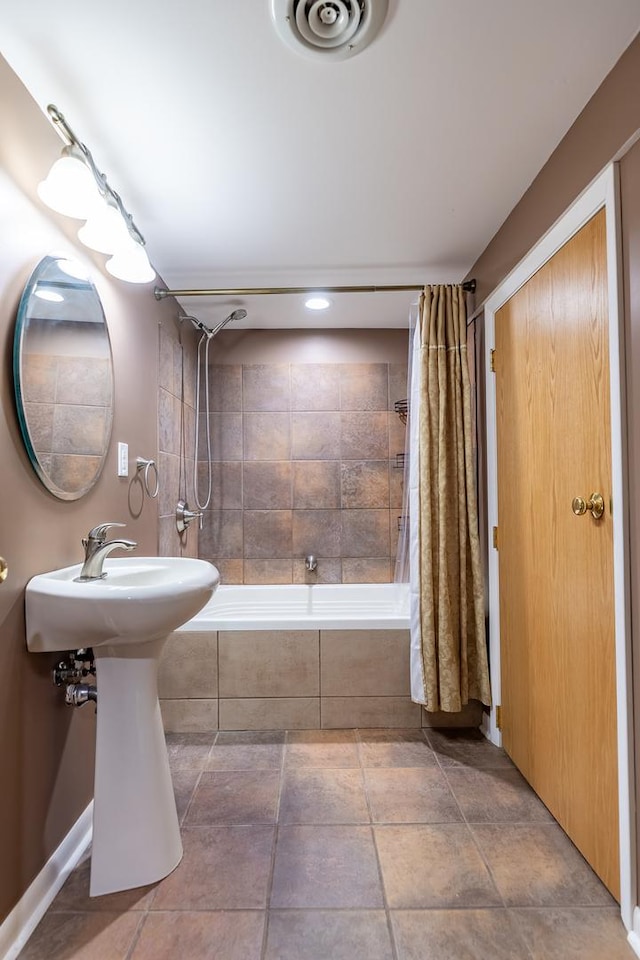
572 493 605 520
0 557 7 584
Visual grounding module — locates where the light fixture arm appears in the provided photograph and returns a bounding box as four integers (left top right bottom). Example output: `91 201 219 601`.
45 104 145 247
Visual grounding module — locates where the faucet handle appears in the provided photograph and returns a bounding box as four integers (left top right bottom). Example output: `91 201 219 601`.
85 522 126 544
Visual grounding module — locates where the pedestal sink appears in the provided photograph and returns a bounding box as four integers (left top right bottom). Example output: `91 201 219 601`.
25 557 219 896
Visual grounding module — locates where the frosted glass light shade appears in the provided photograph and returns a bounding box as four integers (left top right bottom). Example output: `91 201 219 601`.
78 202 130 254
37 149 102 219
106 240 155 284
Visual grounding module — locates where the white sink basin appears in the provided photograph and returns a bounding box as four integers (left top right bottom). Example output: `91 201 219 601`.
26 556 219 652
24 555 219 897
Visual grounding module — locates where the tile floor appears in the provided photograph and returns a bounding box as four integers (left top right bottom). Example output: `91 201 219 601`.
19 727 634 959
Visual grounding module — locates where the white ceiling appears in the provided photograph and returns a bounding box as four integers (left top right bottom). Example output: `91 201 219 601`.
2 1 639 330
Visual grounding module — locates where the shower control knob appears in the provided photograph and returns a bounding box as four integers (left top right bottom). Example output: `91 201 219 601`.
0 556 7 584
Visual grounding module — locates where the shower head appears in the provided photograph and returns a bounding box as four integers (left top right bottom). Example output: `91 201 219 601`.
185 308 247 340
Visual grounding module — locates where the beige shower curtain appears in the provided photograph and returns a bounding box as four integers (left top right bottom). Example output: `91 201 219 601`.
410 284 491 711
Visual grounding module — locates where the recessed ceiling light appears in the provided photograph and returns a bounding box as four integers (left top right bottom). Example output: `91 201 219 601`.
34 288 64 302
305 296 331 311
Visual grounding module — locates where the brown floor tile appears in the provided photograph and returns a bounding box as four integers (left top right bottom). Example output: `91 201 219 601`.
358 728 437 767
164 732 215 772
18 911 142 960
49 851 155 913
285 729 360 767
172 769 201 824
512 906 634 959
206 730 285 770
375 823 502 909
265 910 394 959
280 768 370 823
391 908 531 959
185 770 280 824
425 727 514 769
365 767 462 823
445 767 554 823
151 825 274 910
471 823 616 907
130 910 265 960
271 825 384 908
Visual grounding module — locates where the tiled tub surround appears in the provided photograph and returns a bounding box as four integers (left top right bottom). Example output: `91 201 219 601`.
158 584 482 732
197 360 408 584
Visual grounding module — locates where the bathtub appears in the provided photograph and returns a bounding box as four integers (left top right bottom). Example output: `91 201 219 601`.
178 581 410 632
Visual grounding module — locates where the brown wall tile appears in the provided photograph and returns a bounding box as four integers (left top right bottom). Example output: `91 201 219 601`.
219 631 319 697
158 631 218 700
243 364 290 411
321 630 411 696
244 412 291 460
208 364 242 411
342 559 392 583
199 460 243 511
52 404 109 455
23 401 53 452
341 412 389 460
200 510 243 558
291 412 340 460
293 460 341 509
342 509 390 558
388 363 409 411
214 559 244 584
21 353 57 402
293 509 342 558
56 356 112 406
244 559 293 583
160 698 219 733
291 363 341 411
292 557 343 583
341 461 390 508
202 412 243 461
244 510 293 558
340 363 388 411
244 461 292 509
321 697 422 729
219 698 321 730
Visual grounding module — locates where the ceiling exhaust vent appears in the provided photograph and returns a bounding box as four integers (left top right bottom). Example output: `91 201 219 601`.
271 0 388 61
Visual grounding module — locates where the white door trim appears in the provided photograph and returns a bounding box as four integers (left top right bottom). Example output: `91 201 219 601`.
482 163 636 930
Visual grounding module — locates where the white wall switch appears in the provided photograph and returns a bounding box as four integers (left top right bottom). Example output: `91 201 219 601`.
117 442 129 477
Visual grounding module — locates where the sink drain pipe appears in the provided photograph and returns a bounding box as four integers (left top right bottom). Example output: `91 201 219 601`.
65 683 98 707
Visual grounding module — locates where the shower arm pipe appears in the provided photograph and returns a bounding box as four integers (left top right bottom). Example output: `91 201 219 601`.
154 280 476 299
45 104 146 247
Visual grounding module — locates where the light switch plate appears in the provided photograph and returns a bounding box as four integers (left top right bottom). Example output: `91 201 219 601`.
117 442 129 477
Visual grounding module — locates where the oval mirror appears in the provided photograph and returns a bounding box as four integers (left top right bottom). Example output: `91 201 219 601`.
13 255 114 500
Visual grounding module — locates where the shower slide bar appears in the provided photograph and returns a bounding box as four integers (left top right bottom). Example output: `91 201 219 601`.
154 280 476 299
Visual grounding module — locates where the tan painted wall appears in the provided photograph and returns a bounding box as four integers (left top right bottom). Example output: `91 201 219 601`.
0 56 176 923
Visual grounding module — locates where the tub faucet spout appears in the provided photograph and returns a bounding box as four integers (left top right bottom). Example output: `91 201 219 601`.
76 522 137 582
305 555 317 572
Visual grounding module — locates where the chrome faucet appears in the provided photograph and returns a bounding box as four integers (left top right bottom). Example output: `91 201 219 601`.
75 522 137 582
305 555 317 572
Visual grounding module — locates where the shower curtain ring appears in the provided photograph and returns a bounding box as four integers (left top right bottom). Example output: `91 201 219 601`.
136 457 159 499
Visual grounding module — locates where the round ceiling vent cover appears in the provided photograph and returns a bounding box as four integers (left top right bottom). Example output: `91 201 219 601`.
271 0 389 60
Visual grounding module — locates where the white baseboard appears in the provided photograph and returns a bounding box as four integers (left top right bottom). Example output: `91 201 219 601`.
0 802 93 960
627 907 640 957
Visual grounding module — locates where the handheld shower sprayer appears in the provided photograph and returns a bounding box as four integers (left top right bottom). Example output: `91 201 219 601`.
190 307 248 512
186 308 247 340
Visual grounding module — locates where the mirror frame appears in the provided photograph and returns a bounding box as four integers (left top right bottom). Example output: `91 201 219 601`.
13 255 114 501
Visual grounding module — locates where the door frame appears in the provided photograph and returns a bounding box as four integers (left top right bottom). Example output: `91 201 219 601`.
482 164 636 930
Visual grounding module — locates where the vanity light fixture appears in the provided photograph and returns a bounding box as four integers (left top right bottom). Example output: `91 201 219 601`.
305 296 331 310
38 105 155 284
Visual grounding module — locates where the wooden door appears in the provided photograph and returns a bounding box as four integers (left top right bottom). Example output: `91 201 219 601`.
495 209 619 898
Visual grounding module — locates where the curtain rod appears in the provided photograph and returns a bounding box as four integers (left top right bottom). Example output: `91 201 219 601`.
154 280 476 300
